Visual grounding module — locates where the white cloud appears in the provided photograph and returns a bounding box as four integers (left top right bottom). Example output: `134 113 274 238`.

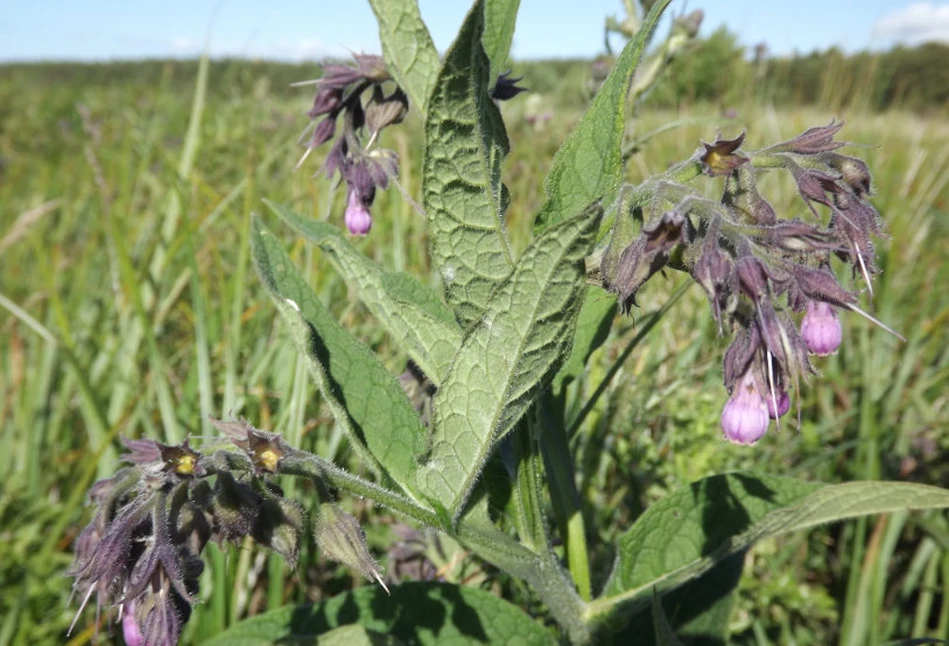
871 2 949 45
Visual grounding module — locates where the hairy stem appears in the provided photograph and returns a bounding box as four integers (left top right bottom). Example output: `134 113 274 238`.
537 390 592 602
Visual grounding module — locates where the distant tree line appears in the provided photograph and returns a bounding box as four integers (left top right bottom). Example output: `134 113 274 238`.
1 29 946 113
637 27 949 113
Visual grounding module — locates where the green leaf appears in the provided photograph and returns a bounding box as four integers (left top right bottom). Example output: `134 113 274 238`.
595 472 949 622
534 0 673 229
417 203 602 519
483 0 521 80
423 0 514 325
651 588 685 646
552 286 617 394
314 625 404 646
619 551 745 646
202 582 555 646
251 216 425 498
264 200 461 386
367 0 440 117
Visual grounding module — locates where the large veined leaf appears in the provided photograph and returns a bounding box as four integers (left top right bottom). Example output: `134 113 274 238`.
367 0 440 116
264 200 461 386
482 0 521 80
423 0 514 326
619 551 745 645
202 582 555 646
417 203 602 520
593 472 949 622
251 217 426 498
534 0 673 230
311 625 404 646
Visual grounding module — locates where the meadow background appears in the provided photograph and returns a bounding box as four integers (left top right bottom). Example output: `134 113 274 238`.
1 25 948 646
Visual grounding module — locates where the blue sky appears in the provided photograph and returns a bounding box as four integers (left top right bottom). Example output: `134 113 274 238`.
2 1 949 62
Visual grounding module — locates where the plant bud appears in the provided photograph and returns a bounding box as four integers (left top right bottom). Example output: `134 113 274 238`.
121 601 144 646
253 498 305 568
491 71 528 101
692 229 732 332
801 299 842 356
310 117 336 148
314 503 387 590
721 371 770 445
768 390 791 419
607 210 691 310
353 53 390 83
825 154 872 196
345 189 373 236
366 87 409 134
765 120 845 155
210 471 261 542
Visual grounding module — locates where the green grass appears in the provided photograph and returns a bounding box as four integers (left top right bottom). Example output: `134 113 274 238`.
1 59 947 646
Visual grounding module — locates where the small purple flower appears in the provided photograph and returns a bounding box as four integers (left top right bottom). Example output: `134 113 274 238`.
721 371 770 445
768 390 791 419
295 54 406 237
344 189 373 236
801 299 842 356
491 71 528 101
122 601 144 646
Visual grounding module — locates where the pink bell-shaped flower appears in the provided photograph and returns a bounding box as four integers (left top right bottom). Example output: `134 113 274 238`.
344 189 372 236
721 371 770 445
801 299 842 356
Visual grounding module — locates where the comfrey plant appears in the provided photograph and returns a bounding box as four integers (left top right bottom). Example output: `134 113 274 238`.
69 1 949 644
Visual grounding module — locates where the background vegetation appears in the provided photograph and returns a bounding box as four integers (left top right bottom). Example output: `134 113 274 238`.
1 24 947 645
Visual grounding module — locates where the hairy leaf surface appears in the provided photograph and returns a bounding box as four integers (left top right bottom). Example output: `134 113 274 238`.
483 0 521 80
417 203 601 519
534 0 673 229
252 217 425 497
367 0 440 116
265 200 461 386
203 581 555 646
597 473 949 621
423 0 513 325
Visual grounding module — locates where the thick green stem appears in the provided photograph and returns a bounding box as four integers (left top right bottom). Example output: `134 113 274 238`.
206 443 592 641
457 523 592 645
538 390 592 602
512 421 548 553
278 451 443 528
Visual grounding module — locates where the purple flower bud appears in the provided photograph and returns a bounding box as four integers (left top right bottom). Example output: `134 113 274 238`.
768 390 791 419
801 299 842 356
491 71 528 101
766 120 845 155
310 117 336 148
344 190 372 236
607 210 692 310
308 87 343 118
122 601 144 646
721 371 770 445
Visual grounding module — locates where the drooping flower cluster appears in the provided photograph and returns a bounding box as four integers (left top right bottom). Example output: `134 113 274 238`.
296 55 528 236
67 420 382 645
296 54 406 236
601 122 900 445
